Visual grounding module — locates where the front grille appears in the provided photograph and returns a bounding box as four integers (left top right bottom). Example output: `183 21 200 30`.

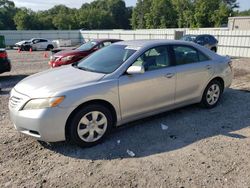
9 96 23 109
9 89 30 110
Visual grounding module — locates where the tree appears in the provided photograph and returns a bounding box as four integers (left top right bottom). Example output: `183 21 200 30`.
77 8 115 29
145 0 177 28
211 2 230 27
223 0 239 9
131 0 152 29
50 5 77 30
108 0 131 29
14 8 39 30
0 0 17 29
236 9 250 16
172 0 195 28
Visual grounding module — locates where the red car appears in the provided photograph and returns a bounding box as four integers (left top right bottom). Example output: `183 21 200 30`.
49 39 122 68
0 49 11 74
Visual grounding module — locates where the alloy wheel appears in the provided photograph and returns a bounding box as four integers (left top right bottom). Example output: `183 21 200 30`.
77 111 108 142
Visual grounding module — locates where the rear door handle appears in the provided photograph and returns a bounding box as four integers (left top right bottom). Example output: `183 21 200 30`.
165 73 175 78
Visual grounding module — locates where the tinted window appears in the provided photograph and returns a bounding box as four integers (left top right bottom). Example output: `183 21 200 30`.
32 39 40 44
77 41 98 51
173 46 209 65
103 41 112 46
75 45 136 74
180 35 197 42
204 36 210 44
132 46 171 71
209 36 217 43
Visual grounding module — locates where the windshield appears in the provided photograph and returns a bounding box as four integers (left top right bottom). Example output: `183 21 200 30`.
77 41 98 51
181 35 197 42
75 45 136 74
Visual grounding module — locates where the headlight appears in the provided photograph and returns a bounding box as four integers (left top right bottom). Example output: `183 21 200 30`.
22 96 65 110
50 55 54 61
61 55 75 62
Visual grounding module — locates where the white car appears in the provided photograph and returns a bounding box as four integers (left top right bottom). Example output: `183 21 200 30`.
15 38 55 51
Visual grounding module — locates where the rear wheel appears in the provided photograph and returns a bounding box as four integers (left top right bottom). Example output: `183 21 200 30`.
46 45 54 51
201 80 222 108
68 104 113 147
211 47 217 53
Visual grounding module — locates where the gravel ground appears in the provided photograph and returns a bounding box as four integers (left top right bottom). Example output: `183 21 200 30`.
0 50 250 188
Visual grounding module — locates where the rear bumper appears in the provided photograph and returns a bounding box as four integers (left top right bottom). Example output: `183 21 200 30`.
0 59 11 74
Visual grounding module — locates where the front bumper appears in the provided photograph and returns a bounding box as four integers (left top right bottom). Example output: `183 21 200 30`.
9 89 74 142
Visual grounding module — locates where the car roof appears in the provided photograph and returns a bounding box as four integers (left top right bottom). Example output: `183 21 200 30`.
184 34 214 38
91 38 123 43
115 39 195 47
30 38 48 40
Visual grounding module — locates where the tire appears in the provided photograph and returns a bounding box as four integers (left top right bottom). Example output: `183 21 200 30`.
211 47 217 53
68 104 113 147
46 45 54 51
200 80 223 108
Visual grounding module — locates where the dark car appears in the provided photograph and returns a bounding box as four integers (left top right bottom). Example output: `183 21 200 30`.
0 49 11 74
49 39 123 68
180 34 218 52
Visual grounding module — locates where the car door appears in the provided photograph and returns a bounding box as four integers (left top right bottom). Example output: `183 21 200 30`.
172 45 214 105
119 46 176 120
41 39 49 49
32 39 40 50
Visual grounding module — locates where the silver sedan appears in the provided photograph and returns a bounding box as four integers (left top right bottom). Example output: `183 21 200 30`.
9 40 233 147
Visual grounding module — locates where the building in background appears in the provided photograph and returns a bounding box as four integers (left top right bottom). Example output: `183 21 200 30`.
228 16 250 30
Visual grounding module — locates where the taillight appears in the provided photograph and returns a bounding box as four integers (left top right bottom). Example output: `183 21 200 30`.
0 52 7 58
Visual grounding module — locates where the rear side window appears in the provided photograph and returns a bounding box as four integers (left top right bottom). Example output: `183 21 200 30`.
103 41 112 46
173 45 210 65
40 39 48 42
209 36 218 43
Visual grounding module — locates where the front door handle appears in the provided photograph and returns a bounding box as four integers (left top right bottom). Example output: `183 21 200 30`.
165 73 175 78
206 65 212 70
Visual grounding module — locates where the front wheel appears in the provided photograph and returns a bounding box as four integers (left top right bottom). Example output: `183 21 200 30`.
68 104 113 147
201 80 222 108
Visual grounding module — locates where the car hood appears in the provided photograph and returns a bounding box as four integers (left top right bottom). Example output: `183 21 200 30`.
54 49 88 57
14 66 105 98
15 40 28 46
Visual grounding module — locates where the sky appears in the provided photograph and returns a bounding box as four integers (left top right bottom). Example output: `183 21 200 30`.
11 0 250 11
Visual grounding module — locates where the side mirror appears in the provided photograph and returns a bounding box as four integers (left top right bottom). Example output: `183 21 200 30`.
127 65 145 75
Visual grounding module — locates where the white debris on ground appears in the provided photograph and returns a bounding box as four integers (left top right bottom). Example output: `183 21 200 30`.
161 123 169 131
126 149 136 157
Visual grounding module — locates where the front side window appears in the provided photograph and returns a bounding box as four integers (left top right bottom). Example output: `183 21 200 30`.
132 46 171 71
75 45 136 74
32 39 40 44
173 46 210 65
40 39 48 42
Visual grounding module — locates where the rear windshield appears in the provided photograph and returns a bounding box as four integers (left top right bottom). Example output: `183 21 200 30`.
181 35 197 42
77 41 98 51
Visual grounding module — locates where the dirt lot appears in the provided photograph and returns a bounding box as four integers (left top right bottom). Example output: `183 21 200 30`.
0 50 250 188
